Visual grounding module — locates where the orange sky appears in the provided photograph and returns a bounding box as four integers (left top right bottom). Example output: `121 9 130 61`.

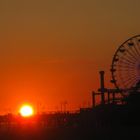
0 0 140 114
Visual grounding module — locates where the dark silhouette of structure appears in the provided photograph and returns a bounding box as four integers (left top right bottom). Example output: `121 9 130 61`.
92 71 123 107
1 35 140 139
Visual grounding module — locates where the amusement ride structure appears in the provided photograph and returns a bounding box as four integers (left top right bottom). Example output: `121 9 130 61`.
92 35 140 106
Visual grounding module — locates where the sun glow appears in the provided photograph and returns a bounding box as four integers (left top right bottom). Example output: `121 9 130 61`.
20 104 34 117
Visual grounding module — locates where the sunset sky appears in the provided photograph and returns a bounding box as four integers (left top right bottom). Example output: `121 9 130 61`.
0 0 140 114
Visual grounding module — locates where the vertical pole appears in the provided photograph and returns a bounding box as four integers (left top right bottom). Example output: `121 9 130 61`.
99 71 105 104
108 92 110 104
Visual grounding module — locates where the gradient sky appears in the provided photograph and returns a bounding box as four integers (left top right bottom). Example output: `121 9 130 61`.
0 0 140 114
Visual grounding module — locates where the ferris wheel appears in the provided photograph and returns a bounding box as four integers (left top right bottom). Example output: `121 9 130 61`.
111 35 140 93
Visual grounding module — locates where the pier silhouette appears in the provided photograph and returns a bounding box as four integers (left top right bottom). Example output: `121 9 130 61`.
1 35 140 139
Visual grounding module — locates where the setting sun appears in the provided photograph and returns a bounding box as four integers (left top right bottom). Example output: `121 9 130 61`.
19 105 34 117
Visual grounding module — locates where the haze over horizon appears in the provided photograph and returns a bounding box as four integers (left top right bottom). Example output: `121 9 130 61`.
0 0 140 114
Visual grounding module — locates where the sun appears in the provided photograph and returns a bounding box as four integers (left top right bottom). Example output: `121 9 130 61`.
19 104 34 117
